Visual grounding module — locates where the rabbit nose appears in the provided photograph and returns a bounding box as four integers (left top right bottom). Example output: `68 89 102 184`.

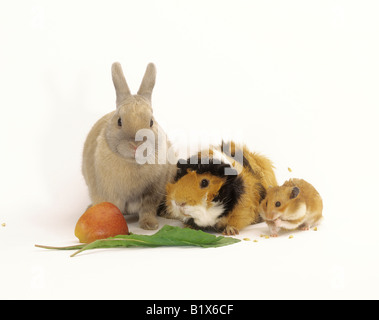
130 141 142 151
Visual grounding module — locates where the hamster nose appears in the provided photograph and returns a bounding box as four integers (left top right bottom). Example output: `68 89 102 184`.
267 212 277 221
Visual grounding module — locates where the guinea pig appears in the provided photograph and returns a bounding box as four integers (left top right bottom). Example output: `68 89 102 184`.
162 141 278 235
259 178 323 237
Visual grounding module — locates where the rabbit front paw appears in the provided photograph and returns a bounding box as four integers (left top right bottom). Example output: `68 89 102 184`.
139 214 159 230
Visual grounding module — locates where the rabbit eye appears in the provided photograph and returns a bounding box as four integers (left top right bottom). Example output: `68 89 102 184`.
200 179 209 188
275 201 281 207
117 117 122 127
150 119 154 127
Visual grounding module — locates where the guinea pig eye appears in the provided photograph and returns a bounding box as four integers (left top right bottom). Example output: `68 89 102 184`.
200 179 209 188
150 119 154 127
266 200 268 207
275 201 281 207
117 117 122 127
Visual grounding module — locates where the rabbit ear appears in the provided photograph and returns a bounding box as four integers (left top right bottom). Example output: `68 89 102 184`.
137 63 156 103
112 62 131 107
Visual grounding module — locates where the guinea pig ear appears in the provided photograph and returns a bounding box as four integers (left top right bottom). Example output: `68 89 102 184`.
177 159 188 167
290 187 300 199
112 62 131 107
137 63 156 103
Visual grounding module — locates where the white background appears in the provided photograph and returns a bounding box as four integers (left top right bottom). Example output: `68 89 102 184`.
1 0 378 300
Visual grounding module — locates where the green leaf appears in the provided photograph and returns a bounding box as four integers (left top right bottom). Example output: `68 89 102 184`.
35 225 240 257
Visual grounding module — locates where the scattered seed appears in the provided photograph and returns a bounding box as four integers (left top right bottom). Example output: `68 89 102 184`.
288 167 292 172
289 235 294 239
1 223 5 227
243 238 251 241
264 235 270 239
313 227 318 231
253 240 258 243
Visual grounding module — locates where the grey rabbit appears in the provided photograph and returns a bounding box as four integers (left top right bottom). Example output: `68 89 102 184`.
82 62 176 230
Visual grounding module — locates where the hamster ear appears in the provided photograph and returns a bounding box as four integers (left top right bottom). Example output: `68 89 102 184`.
257 184 267 203
137 63 156 103
112 62 131 107
290 187 300 199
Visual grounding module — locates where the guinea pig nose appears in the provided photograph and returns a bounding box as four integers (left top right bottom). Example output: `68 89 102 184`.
176 201 187 207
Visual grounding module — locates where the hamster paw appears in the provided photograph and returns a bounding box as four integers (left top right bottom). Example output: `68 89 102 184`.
222 226 239 236
139 216 159 230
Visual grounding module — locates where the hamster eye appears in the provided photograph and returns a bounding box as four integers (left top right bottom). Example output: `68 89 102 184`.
275 201 281 207
150 119 154 127
117 117 122 127
200 179 209 188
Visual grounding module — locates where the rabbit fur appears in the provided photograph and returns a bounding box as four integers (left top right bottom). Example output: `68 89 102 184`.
82 62 176 230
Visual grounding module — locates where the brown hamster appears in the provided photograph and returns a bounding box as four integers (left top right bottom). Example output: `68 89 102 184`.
162 142 278 235
259 178 323 237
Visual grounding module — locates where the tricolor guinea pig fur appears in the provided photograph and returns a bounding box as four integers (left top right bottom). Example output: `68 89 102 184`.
259 178 323 237
163 142 278 235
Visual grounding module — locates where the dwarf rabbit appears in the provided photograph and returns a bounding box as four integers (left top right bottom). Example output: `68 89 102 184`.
82 62 176 230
